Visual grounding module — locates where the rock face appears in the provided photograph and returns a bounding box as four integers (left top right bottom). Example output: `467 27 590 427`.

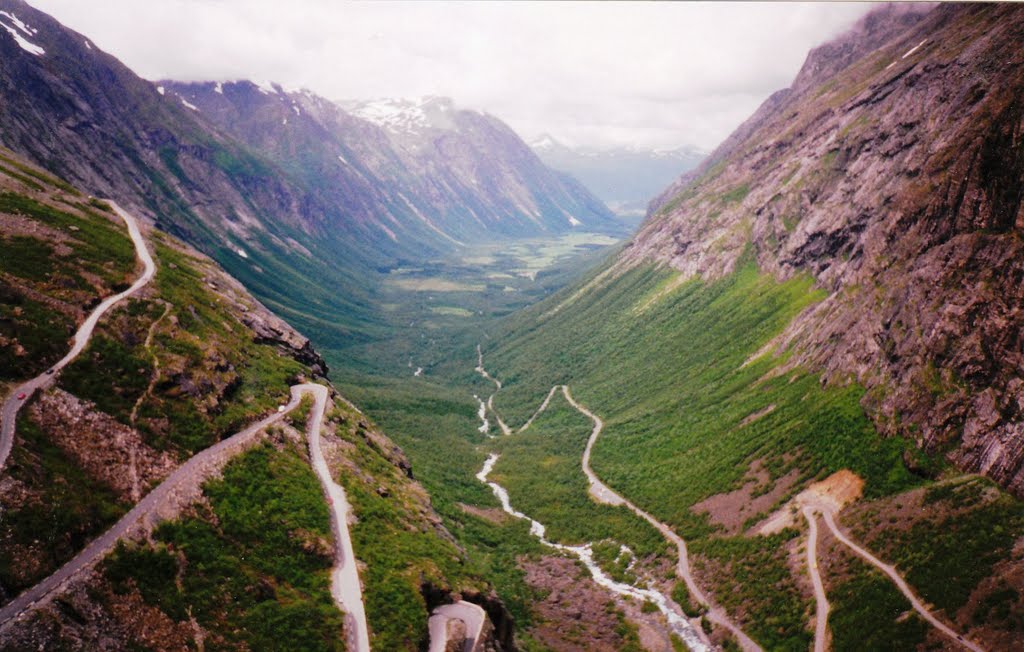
626 4 1024 494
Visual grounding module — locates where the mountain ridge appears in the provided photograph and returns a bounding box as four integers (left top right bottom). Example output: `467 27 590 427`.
628 2 1024 495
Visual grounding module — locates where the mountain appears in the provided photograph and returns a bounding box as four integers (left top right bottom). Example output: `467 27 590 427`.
462 4 1024 649
531 135 706 218
0 0 620 360
159 84 622 242
0 146 504 651
629 2 1024 495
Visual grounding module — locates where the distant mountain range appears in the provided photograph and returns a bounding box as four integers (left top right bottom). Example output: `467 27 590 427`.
0 0 621 352
531 135 706 218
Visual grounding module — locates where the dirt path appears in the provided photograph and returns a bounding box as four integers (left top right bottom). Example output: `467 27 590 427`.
821 510 984 652
129 300 171 426
802 508 830 652
0 201 155 474
299 382 370 652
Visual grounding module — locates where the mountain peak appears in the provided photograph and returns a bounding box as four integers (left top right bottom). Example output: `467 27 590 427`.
339 96 462 136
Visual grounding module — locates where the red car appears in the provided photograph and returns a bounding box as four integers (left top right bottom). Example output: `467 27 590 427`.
16 393 27 400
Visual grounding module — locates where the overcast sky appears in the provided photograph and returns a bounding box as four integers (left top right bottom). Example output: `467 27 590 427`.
29 0 871 151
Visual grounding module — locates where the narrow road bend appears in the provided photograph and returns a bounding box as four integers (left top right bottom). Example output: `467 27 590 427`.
0 202 155 473
821 510 984 652
1 384 371 652
472 347 759 652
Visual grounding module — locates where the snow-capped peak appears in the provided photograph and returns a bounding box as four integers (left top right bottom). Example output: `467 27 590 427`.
253 80 280 96
343 96 457 136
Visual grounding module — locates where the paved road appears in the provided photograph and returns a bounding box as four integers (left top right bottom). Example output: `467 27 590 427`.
0 383 372 652
562 386 762 652
428 601 486 652
802 508 830 652
0 202 155 474
0 390 301 630
821 510 984 652
299 383 370 652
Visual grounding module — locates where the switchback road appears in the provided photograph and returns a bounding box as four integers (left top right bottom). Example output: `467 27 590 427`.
0 202 155 474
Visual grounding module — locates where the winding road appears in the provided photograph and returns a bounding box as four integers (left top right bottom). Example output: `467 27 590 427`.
0 202 155 474
820 510 983 652
563 386 762 652
301 382 370 652
802 508 830 652
0 205 369 650
474 349 760 652
0 384 370 651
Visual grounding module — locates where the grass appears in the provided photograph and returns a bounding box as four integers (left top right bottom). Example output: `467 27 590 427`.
60 236 305 454
103 442 344 651
694 532 810 650
871 479 1024 615
490 392 666 558
828 555 929 652
466 257 923 645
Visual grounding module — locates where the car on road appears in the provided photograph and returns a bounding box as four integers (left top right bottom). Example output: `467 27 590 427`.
46 368 55 375
17 392 27 400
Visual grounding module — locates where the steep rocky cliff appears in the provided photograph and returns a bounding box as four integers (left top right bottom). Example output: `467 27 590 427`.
627 3 1024 494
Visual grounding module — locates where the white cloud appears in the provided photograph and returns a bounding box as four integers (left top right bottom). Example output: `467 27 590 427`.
28 0 871 150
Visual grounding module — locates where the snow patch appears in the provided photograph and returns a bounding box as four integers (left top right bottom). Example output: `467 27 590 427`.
214 82 224 94
0 11 37 36
345 96 456 135
0 14 44 56
282 117 288 125
568 216 582 227
181 98 199 111
157 86 166 96
83 40 92 50
236 248 248 259
254 80 278 95
901 39 927 60
292 105 301 116
337 154 349 165
413 367 423 377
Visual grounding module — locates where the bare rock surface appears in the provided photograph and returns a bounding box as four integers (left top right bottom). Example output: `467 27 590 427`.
29 389 177 502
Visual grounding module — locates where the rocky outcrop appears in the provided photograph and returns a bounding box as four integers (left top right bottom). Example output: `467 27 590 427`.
28 390 177 502
627 4 1024 494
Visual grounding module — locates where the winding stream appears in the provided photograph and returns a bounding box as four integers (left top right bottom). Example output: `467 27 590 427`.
477 454 709 651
